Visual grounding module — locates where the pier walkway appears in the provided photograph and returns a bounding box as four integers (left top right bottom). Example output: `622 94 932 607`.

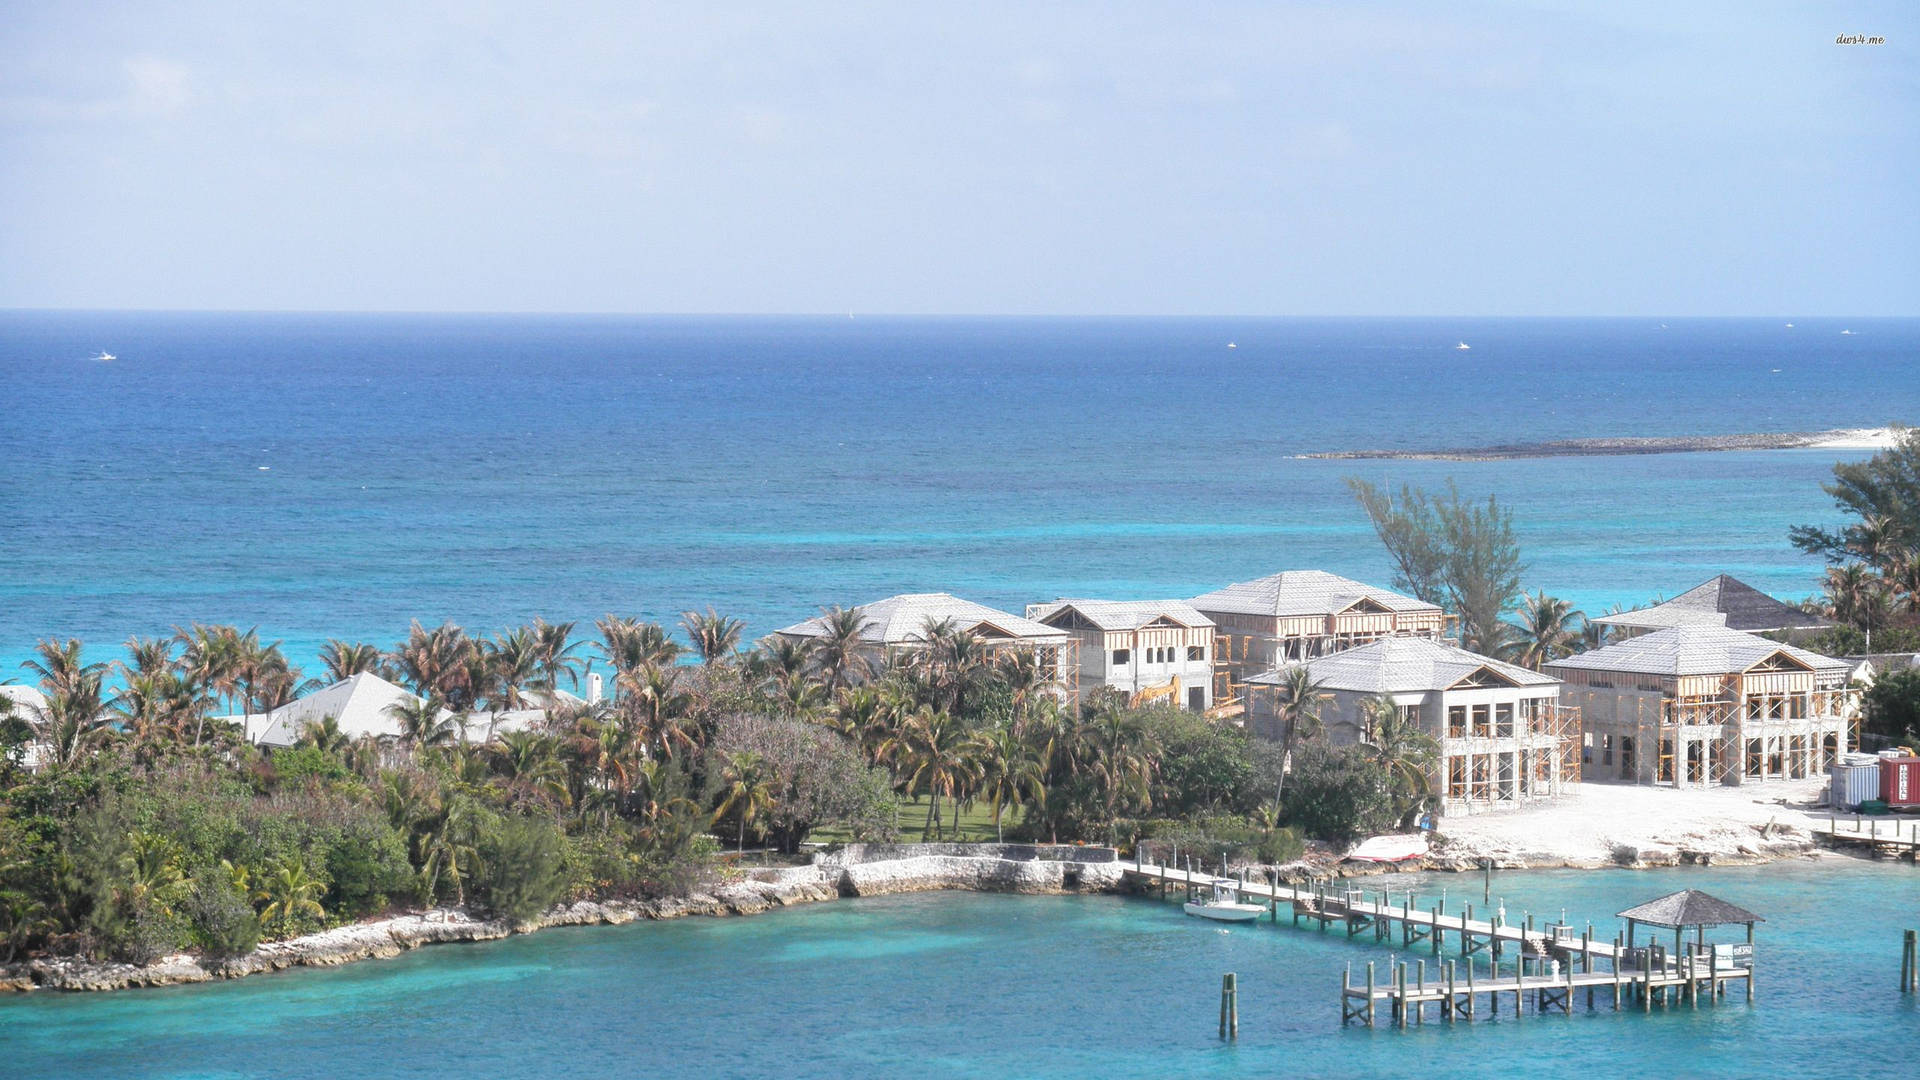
1124 859 1755 1027
1815 815 1920 859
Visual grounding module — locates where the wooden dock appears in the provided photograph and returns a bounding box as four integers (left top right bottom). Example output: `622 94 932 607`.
1124 858 1756 1028
1815 815 1920 859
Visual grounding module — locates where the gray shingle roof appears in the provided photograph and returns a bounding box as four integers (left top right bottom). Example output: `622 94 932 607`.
1027 599 1215 632
1593 574 1832 632
1245 636 1558 694
1546 625 1848 679
773 593 1073 646
1188 570 1441 619
1617 889 1764 927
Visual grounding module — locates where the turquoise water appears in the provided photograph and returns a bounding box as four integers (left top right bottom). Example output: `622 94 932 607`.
5 862 1916 1078
4 312 1916 674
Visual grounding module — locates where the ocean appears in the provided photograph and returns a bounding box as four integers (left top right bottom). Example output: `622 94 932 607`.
4 862 1916 1079
3 313 1916 673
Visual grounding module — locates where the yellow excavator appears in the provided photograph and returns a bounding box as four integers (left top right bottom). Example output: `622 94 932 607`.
1128 675 1180 708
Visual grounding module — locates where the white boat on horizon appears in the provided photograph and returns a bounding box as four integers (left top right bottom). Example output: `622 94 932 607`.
1183 882 1266 923
1455 341 1470 350
92 351 115 361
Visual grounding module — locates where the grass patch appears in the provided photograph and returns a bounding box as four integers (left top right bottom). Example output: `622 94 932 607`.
810 795 1023 845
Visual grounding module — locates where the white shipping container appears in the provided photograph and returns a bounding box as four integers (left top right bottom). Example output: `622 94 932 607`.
1830 760 1881 810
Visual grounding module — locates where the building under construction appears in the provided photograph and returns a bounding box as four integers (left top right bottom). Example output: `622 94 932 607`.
1244 636 1580 814
1546 625 1857 788
1189 570 1448 709
1025 599 1216 711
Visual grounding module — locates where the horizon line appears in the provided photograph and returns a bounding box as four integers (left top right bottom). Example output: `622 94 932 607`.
5 307 1918 320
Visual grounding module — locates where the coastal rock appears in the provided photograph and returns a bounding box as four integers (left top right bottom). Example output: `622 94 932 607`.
836 854 1125 897
0 964 34 992
30 954 210 991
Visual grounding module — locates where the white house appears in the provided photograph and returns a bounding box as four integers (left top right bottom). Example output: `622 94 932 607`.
1025 599 1216 711
248 673 586 748
772 592 1078 694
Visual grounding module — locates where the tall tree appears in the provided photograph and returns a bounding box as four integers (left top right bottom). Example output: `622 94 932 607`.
1347 478 1526 653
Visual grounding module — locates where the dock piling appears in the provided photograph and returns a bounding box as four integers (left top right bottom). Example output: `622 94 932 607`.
1219 973 1238 1039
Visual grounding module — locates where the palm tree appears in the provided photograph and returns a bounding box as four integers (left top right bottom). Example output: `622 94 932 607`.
891 707 982 840
419 792 482 907
318 640 384 683
624 663 699 759
1070 703 1157 823
390 621 480 707
23 639 114 768
298 715 352 754
1358 695 1440 828
388 697 458 751
487 626 541 712
911 618 993 718
1509 592 1583 671
1267 665 1329 808
810 606 873 690
595 616 681 679
1825 563 1884 629
679 608 744 666
711 750 776 853
253 859 326 934
973 724 1045 842
487 730 568 807
531 618 586 692
174 624 243 730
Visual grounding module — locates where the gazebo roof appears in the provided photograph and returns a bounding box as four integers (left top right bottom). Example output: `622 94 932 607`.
1616 889 1764 928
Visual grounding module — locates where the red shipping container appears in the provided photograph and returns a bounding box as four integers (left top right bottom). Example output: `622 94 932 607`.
1882 757 1920 807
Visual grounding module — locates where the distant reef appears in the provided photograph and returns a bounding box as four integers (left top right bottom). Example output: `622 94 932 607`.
1302 427 1897 462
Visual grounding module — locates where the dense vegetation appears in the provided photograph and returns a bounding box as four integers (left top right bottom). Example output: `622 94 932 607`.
0 611 1444 965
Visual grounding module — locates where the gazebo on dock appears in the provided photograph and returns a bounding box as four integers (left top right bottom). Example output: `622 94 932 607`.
1618 889 1763 968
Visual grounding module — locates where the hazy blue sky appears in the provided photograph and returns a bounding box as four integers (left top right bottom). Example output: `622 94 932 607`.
2 2 1914 314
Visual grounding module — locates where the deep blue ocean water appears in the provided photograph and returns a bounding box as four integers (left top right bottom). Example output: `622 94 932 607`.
3 312 1917 673
4 862 1917 1079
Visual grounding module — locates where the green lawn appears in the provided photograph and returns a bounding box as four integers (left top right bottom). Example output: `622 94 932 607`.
810 794 1022 844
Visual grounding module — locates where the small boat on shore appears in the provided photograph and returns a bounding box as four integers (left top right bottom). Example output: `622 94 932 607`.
1183 882 1266 923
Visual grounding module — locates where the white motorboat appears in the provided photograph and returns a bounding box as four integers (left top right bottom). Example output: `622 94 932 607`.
1183 882 1266 923
1454 341 1470 350
93 351 116 361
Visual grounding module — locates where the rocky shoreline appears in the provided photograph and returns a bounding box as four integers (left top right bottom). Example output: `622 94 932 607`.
3 834 1859 994
0 844 1125 994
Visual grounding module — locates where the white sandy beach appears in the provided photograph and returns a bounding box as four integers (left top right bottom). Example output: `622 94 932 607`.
1436 780 1833 866
1805 427 1898 449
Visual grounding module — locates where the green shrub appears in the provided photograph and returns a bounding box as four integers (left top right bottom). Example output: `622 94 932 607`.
183 875 260 958
1281 743 1396 847
322 817 415 918
477 816 568 922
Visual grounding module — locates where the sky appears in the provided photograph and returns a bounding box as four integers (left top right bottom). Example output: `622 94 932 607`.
1 2 1915 315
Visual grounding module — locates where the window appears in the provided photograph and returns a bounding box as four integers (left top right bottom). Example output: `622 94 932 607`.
1494 703 1514 738
1112 648 1130 666
1448 705 1467 738
1472 704 1490 737
1601 735 1613 766
1188 645 1205 662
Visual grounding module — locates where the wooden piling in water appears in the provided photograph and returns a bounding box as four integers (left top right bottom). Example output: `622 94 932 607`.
1220 972 1238 1039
